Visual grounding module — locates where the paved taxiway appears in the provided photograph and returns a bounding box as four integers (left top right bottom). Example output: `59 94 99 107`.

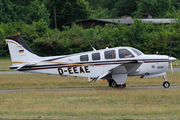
0 86 180 94
0 71 24 74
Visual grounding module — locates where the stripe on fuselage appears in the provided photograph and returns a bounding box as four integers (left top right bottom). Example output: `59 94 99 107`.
14 59 169 71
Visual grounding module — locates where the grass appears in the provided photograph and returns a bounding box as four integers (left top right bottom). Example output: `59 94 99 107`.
0 88 180 119
171 59 180 68
0 58 12 71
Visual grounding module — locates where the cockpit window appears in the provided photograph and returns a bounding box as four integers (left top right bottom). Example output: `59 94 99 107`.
131 48 143 56
118 49 134 58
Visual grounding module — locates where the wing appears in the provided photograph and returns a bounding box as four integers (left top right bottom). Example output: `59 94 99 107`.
93 60 143 84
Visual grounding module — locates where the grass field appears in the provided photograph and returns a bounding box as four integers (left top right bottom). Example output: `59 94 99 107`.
1 58 180 119
0 71 180 119
0 58 12 71
1 88 180 119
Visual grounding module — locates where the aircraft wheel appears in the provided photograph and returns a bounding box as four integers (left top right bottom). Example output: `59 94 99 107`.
110 81 117 88
163 81 170 88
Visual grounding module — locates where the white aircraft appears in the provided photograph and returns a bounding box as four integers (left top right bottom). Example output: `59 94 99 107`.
5 33 177 88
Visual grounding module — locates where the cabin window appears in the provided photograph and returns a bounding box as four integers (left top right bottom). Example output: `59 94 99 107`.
104 50 116 59
118 49 134 58
92 53 100 60
80 55 89 61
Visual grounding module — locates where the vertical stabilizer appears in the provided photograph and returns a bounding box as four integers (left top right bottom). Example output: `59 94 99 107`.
5 34 40 65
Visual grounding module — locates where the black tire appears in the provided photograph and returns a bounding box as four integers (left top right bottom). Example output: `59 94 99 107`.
109 81 117 88
163 81 170 88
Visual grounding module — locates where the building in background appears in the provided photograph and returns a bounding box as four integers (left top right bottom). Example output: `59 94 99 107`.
65 15 175 29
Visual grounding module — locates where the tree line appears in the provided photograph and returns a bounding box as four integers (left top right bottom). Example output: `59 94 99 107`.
1 0 180 58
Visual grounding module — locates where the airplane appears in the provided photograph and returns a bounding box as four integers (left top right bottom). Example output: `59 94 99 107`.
5 33 177 88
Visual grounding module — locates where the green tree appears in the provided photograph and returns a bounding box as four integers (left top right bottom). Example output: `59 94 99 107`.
115 0 138 17
10 0 33 6
25 0 50 25
171 0 180 11
0 0 50 25
0 0 18 23
47 0 91 29
103 0 138 18
134 0 171 18
89 7 112 19
85 0 103 10
102 0 118 10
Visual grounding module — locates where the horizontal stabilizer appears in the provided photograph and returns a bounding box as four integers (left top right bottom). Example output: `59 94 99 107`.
10 62 37 70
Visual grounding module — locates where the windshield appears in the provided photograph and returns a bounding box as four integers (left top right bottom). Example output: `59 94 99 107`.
131 48 144 56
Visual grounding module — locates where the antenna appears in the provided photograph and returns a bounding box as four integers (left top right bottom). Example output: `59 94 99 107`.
90 44 96 51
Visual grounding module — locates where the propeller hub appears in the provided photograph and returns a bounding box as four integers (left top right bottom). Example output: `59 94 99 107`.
169 57 177 62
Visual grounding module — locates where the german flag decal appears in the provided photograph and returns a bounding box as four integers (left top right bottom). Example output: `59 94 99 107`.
19 50 24 53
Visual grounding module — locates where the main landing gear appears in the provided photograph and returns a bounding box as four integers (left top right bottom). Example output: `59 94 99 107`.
163 75 170 88
109 80 126 88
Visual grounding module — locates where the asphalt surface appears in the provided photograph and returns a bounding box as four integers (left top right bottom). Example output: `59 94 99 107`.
168 68 180 71
0 71 24 74
0 86 179 94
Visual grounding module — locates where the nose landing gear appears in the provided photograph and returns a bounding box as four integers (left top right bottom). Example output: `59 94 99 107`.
163 75 170 88
163 81 170 88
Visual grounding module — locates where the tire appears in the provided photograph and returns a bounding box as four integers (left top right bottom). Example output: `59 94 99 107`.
163 81 170 88
110 81 117 88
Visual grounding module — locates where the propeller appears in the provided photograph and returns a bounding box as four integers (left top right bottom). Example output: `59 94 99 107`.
169 41 177 75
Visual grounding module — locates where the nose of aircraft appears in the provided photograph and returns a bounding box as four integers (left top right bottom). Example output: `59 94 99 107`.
169 56 177 62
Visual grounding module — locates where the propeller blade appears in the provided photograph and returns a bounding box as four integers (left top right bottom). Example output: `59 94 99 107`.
168 56 176 75
170 62 173 75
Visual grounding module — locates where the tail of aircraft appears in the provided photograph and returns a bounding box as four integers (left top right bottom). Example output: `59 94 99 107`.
5 33 41 68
